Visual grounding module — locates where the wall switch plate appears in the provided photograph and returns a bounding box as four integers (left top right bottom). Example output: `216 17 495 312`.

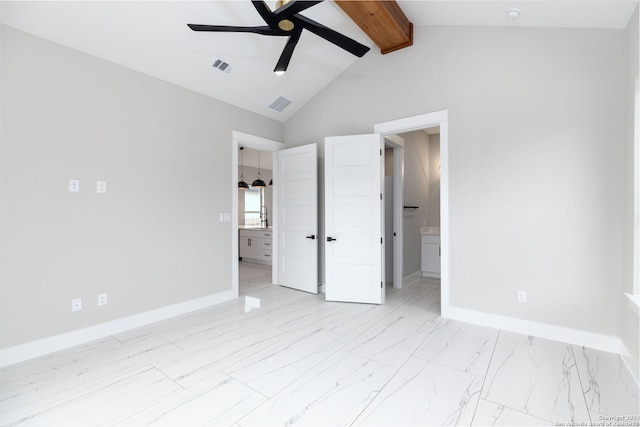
69 179 80 192
517 290 528 304
96 181 107 194
98 293 108 306
71 297 82 312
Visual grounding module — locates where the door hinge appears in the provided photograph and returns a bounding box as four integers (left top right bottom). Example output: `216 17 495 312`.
380 237 383 244
380 149 382 156
380 193 382 200
381 282 383 288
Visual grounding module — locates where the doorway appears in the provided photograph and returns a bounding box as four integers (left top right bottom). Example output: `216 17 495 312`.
374 110 450 316
231 131 284 298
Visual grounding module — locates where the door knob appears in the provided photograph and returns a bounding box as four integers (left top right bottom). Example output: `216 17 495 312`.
327 237 337 242
306 235 316 240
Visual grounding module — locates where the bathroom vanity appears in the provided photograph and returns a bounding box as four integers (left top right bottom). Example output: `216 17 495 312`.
420 227 441 278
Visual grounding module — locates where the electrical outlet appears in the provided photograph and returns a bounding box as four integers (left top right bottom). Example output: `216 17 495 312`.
96 181 107 194
517 290 528 304
98 293 108 306
69 179 80 192
71 297 83 312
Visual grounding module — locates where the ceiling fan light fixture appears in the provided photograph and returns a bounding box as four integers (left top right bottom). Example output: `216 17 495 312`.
274 69 286 76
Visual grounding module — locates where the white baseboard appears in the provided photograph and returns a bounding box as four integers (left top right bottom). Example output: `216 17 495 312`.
403 271 423 287
621 340 640 388
0 289 237 368
445 305 622 355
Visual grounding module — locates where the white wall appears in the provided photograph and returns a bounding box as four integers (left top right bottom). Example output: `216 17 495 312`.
0 25 283 350
284 25 627 342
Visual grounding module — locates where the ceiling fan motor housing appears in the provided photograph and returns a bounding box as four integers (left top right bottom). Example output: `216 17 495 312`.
276 0 295 30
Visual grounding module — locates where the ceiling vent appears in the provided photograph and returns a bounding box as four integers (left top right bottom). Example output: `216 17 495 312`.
268 96 292 112
212 59 233 74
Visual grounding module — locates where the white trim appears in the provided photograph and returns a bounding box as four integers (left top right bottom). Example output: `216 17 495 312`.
633 76 639 294
0 289 236 368
447 305 622 354
374 111 448 135
403 270 423 287
621 340 640 388
374 110 450 315
231 131 284 296
384 136 405 289
626 292 640 316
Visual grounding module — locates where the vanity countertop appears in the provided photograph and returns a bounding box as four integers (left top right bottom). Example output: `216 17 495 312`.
239 225 272 230
420 226 441 236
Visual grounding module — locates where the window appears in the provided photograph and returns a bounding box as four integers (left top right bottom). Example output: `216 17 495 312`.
244 188 262 227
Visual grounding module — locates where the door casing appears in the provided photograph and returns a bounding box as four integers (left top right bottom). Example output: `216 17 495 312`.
374 110 450 315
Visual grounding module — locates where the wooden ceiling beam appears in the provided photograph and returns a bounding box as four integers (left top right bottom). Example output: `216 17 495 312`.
335 0 413 54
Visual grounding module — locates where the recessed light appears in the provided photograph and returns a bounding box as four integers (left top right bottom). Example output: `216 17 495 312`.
506 8 521 21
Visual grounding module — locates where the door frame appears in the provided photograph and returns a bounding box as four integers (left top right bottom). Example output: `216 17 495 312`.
384 135 405 289
231 131 285 298
374 110 450 316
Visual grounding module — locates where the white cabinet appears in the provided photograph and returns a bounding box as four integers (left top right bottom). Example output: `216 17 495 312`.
421 234 441 278
239 229 272 264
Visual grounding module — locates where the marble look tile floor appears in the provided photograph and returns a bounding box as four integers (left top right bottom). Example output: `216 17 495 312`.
0 263 638 426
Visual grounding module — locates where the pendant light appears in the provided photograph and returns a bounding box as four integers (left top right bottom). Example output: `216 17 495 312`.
238 146 249 190
252 150 266 188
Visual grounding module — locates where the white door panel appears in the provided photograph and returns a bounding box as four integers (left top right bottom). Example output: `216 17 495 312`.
278 143 318 294
325 134 383 304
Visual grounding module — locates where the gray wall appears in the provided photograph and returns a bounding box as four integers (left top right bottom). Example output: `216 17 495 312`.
0 25 283 349
402 131 430 276
284 25 627 339
623 7 639 373
428 134 441 227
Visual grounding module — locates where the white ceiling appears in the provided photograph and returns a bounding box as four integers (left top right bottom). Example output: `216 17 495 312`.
1 1 637 123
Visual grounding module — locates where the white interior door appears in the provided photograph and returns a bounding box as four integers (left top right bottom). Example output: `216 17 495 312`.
325 134 384 304
278 143 318 293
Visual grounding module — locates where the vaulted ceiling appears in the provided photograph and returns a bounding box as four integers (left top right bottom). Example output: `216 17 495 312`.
1 1 637 122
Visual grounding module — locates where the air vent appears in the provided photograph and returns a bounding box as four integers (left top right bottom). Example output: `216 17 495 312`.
268 96 292 112
212 59 233 74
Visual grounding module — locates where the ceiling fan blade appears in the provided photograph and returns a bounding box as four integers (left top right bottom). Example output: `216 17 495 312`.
251 1 278 28
274 27 303 73
187 24 286 36
274 1 324 19
294 15 370 57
